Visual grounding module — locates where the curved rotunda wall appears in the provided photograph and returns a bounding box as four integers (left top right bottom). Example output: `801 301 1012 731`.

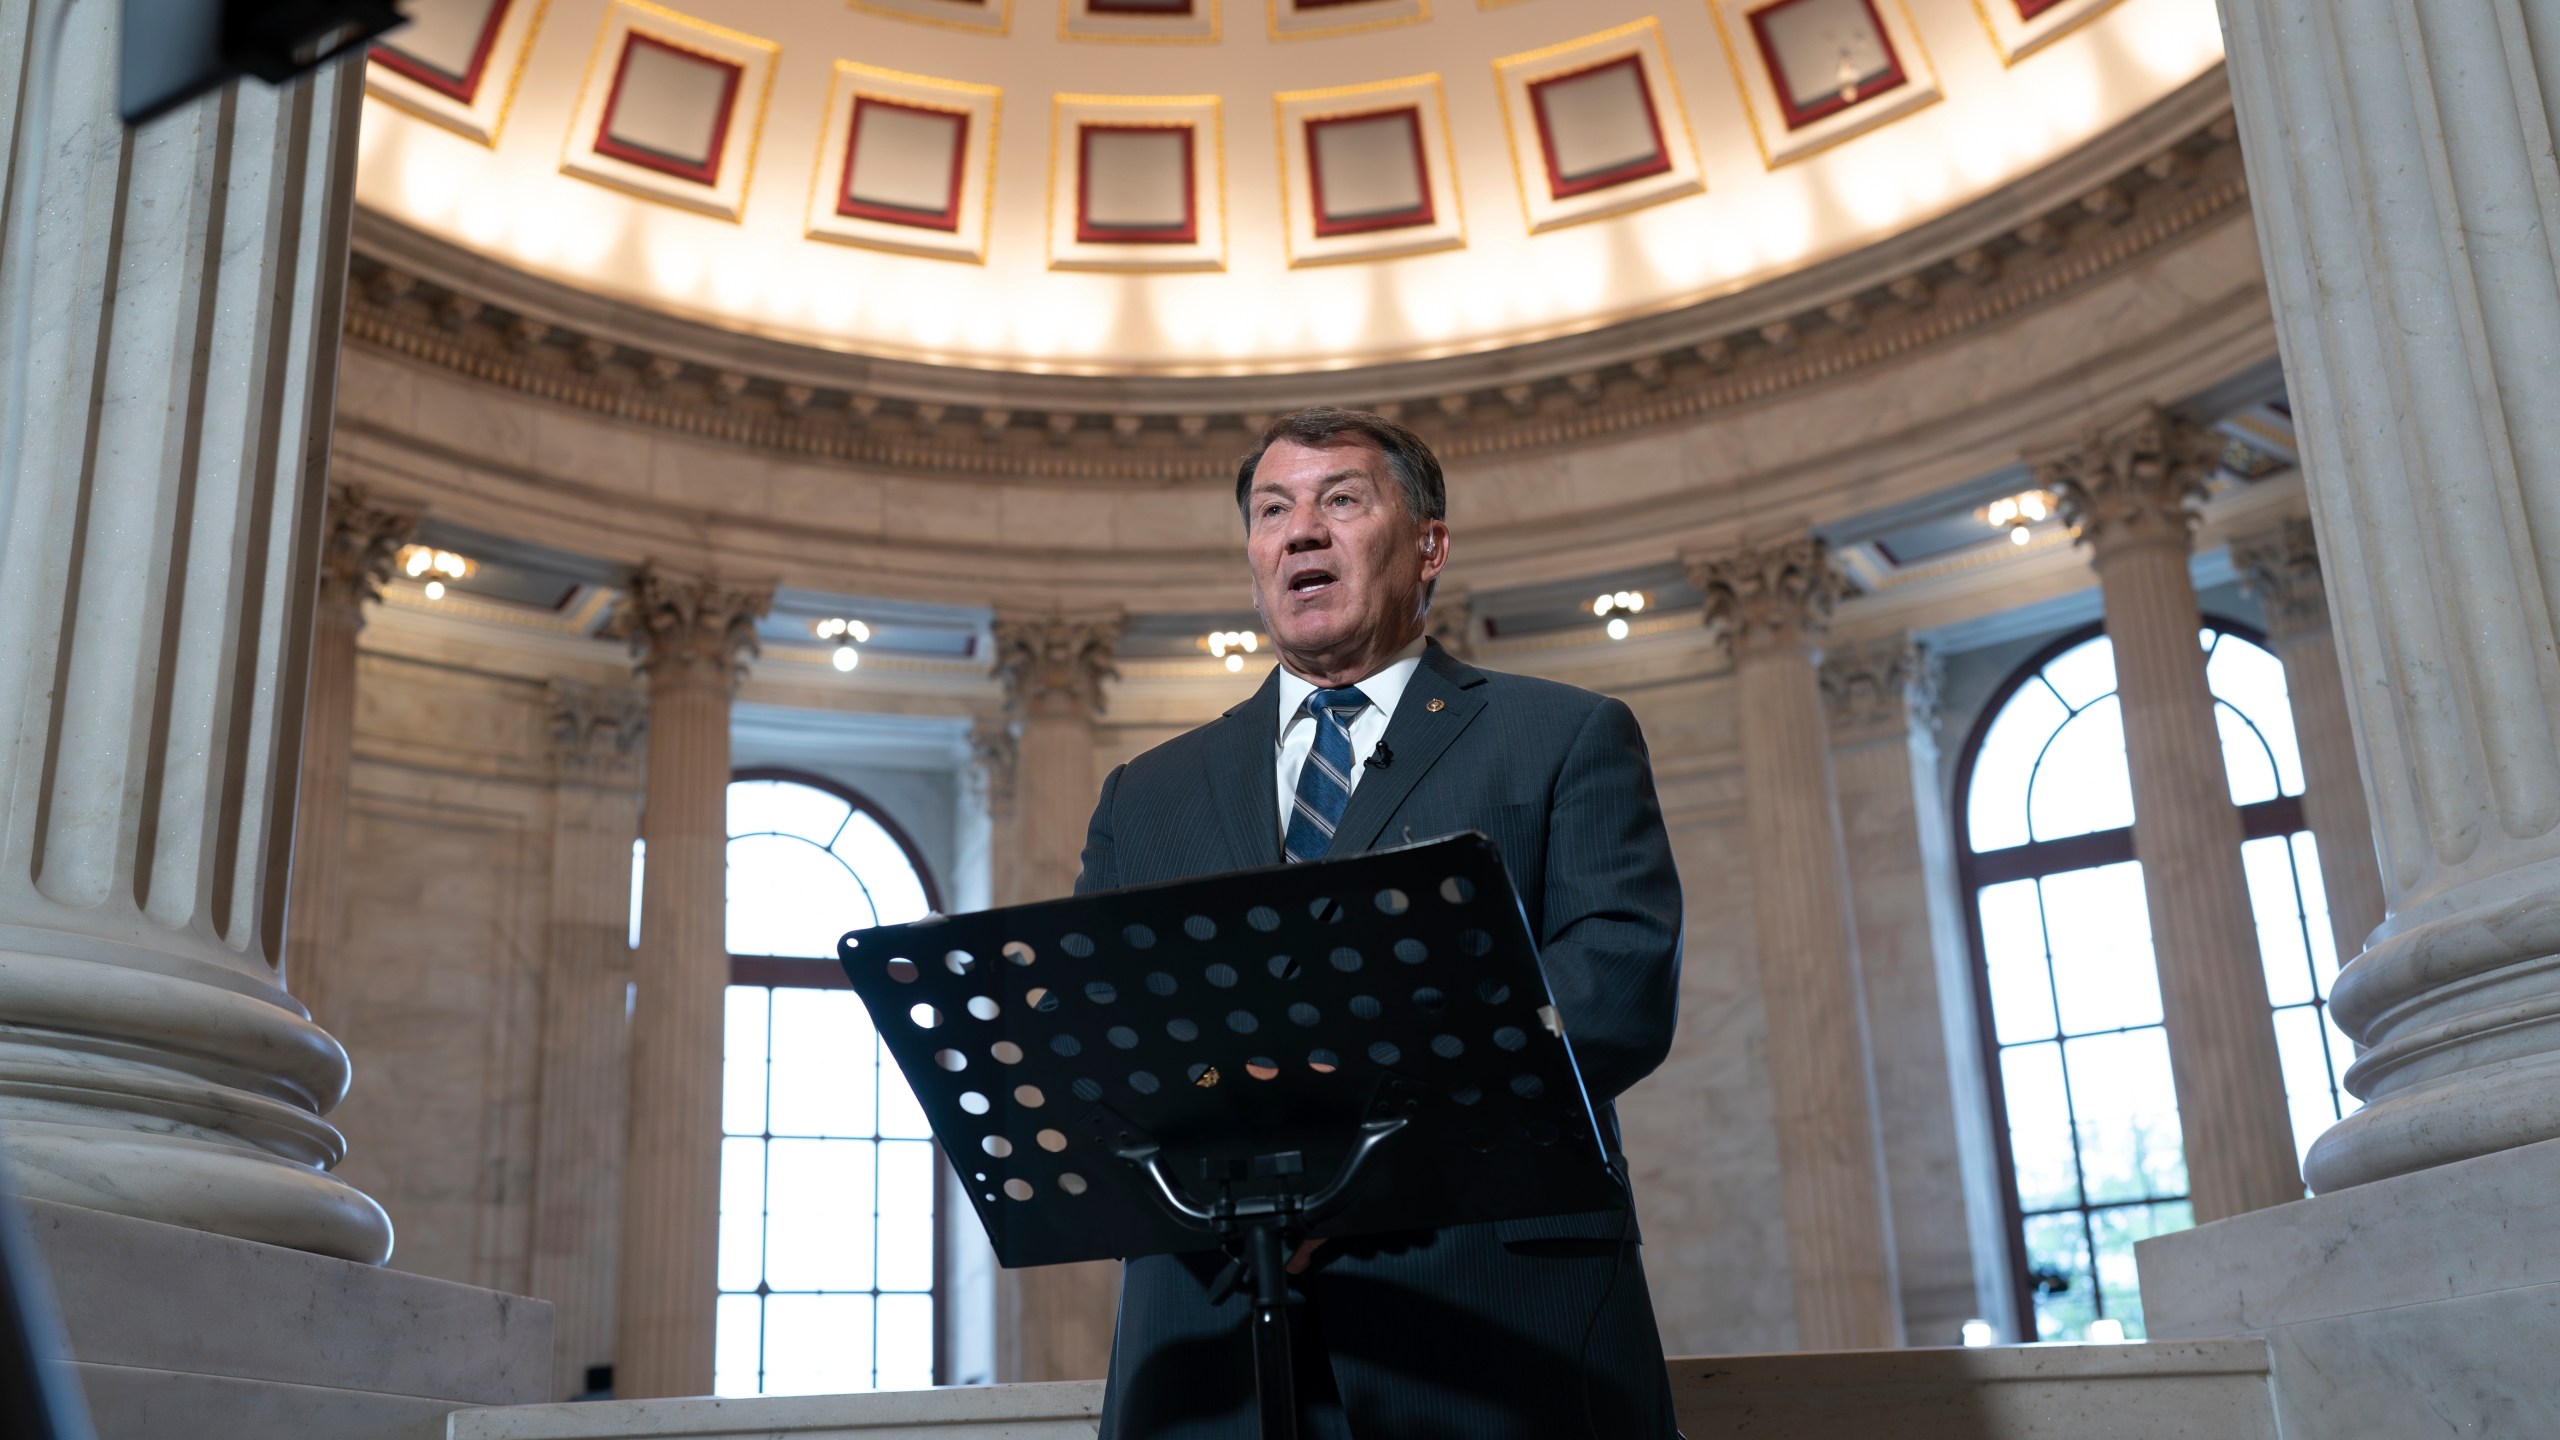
353 0 2225 375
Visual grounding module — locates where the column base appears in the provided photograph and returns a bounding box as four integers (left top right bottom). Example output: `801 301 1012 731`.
2137 1134 2560 1438
24 1198 551 1440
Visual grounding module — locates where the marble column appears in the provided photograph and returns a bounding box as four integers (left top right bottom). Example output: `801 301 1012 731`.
2216 0 2560 1196
1820 636 2016 1344
2230 517 2387 967
987 610 1122 1381
531 679 647 1400
0 16 392 1262
2035 407 2302 1221
1689 539 1903 1351
285 483 419 1033
609 566 772 1399
970 716 1020 918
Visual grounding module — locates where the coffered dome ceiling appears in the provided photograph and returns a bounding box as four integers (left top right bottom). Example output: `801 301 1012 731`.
355 0 2224 376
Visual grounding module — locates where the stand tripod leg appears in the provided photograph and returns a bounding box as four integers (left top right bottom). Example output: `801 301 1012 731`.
1245 1220 1298 1440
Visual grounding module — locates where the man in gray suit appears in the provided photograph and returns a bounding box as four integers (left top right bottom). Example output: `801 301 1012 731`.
1074 407 1685 1438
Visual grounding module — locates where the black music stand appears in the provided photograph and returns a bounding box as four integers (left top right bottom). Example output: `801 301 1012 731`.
834 832 1624 1440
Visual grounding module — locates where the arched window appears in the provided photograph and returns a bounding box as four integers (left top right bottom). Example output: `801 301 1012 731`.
716 771 942 1397
1955 623 2357 1343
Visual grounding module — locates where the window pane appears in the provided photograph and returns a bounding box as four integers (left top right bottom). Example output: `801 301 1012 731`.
718 1135 768 1293
2063 1028 2185 1204
761 1292 874 1397
1979 880 2057 1045
713 1292 763 1397
1968 681 2069 852
2028 696 2135 842
2274 1004 2344 1163
876 1291 935 1390
2041 637 2117 709
2207 637 2303 795
2215 702 2283 806
2242 836 2316 1007
2291 831 2345 986
765 1138 877 1291
2088 1200 2191 1338
2040 862 2160 1035
835 812 932 925
729 833 878 959
2000 1042 2080 1212
724 986 771 1136
878 1139 936 1292
878 1044 933 1140
730 778 853 844
769 988 878 1138
2021 1211 2096 1341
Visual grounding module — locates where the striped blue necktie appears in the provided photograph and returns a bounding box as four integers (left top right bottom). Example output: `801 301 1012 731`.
1283 686 1372 863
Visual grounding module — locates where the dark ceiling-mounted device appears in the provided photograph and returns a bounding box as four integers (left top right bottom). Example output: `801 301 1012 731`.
119 0 408 125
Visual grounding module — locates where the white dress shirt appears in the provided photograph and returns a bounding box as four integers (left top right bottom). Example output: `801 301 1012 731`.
1273 635 1428 843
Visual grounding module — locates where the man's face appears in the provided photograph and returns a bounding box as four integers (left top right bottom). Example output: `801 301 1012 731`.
1245 437 1449 676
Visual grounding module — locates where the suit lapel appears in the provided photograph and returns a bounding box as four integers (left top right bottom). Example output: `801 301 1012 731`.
1331 639 1489 855
1207 668 1285 869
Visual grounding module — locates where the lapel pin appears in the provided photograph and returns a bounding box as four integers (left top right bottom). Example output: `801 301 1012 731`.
1426 698 1445 713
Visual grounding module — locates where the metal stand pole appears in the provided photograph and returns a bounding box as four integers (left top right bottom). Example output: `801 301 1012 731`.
1244 1218 1298 1440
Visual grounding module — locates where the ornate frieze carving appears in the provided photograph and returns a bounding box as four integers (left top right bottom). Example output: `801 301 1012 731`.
317 481 422 622
606 564 774 691
1688 538 1848 660
2033 404 2223 555
1819 635 1940 742
2229 517 2332 640
548 677 649 780
992 612 1122 721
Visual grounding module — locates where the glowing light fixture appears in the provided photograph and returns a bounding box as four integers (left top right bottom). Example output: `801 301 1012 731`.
397 545 474 600
1977 490 2054 546
1204 630 1263 673
2085 1318 2126 1344
813 617 871 673
1593 591 1647 640
1960 1320 1995 1348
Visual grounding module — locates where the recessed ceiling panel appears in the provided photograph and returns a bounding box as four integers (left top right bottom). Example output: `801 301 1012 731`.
364 0 543 144
1269 0 1427 42
1493 19 1702 233
561 1 777 220
1064 0 1216 43
1050 93 1225 271
1715 0 1938 165
1276 75 1464 265
853 0 1012 35
808 62 1000 261
1973 0 2131 64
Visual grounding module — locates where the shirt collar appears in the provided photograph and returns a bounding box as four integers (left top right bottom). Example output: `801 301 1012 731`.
1275 635 1429 736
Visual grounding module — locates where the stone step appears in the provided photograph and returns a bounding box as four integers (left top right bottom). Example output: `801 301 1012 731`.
443 1338 2277 1439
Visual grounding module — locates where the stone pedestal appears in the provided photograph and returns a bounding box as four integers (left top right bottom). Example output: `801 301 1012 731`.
2230 518 2385 963
1689 540 1902 1351
29 1197 550 1440
0 12 391 1263
609 567 772 1399
987 612 1123 1382
2036 410 2302 1223
286 484 419 1033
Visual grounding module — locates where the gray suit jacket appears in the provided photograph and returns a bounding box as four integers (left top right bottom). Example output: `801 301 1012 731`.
1076 639 1684 1439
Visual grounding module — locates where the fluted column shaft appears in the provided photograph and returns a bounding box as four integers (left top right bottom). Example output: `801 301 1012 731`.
989 611 1122 1381
2220 0 2560 1194
2232 518 2386 964
532 680 646 1399
1691 541 1902 1351
2041 410 2302 1221
0 13 390 1261
285 484 418 1032
612 568 771 1399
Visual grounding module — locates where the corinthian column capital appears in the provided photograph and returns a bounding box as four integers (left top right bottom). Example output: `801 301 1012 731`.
1686 536 1846 661
317 482 423 623
2229 517 2332 641
547 677 650 781
992 611 1123 721
607 564 775 692
2032 404 2222 556
1819 634 1940 743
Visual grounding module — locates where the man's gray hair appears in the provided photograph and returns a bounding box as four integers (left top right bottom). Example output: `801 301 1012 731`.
1232 406 1447 527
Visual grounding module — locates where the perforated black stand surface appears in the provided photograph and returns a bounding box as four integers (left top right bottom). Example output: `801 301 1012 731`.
834 832 1624 1439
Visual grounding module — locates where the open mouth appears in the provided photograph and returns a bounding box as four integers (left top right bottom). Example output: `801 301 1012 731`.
1286 567 1338 597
